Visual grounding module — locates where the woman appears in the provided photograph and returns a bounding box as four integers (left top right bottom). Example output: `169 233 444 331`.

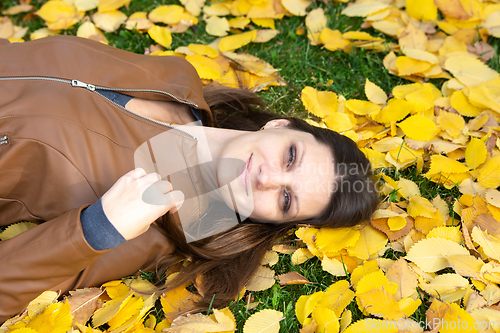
0 35 378 322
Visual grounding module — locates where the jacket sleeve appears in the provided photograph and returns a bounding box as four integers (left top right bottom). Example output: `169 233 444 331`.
0 205 108 323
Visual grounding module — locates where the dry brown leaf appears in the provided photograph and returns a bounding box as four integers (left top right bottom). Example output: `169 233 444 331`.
278 272 312 285
66 288 104 327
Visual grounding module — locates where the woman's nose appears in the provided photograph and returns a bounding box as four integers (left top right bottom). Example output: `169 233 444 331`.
256 163 282 190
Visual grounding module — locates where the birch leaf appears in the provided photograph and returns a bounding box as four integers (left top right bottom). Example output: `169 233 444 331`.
315 227 360 254
465 137 488 170
444 54 500 87
311 306 339 333
243 309 283 333
471 226 500 262
205 16 229 37
92 10 126 32
405 237 469 272
364 78 387 105
419 273 468 302
148 25 172 48
66 288 104 327
278 272 312 285
218 30 256 52
281 0 311 16
301 86 338 118
398 114 439 141
246 266 275 291
0 221 37 240
321 256 347 277
477 155 500 189
373 99 412 123
386 258 418 301
165 313 235 332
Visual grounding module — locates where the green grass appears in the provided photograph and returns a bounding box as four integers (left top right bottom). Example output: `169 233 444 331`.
2 0 499 332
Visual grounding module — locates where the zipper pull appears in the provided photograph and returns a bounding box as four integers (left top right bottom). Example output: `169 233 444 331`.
71 80 96 91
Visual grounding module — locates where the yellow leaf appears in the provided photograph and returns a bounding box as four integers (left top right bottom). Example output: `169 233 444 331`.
27 302 73 333
465 137 488 170
213 308 236 330
320 28 350 51
148 25 172 48
444 54 500 87
301 86 338 118
92 10 127 32
218 30 257 52
397 178 421 199
315 227 360 254
166 312 234 332
228 17 250 29
358 288 405 320
450 90 483 117
295 291 323 325
425 154 469 177
243 309 283 333
437 110 465 138
434 0 470 20
345 99 381 116
405 237 469 272
419 273 468 302
223 52 278 77
107 295 144 330
347 225 388 261
441 302 478 333
318 280 354 317
205 16 229 37
253 29 279 43
398 114 439 141
321 256 347 276
406 0 437 21
305 8 326 34
0 221 38 240
291 247 314 265
341 2 389 17
360 148 390 169
187 44 218 58
311 306 339 333
364 79 387 105
395 56 431 76
278 271 311 285
446 255 484 280
35 0 83 30
351 260 379 290
148 5 184 25
373 99 412 123
324 113 356 133
386 258 418 301
185 54 222 80
25 291 59 319
477 155 500 189
404 84 438 111
246 265 275 291
472 226 500 262
98 0 132 12
387 216 406 231
179 0 205 16
251 18 275 29
281 0 311 16
77 21 108 44
427 226 461 243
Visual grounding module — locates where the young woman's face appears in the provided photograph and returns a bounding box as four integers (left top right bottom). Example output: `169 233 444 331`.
216 121 335 224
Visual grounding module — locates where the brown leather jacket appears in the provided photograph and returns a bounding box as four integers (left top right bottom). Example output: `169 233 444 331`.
0 36 212 322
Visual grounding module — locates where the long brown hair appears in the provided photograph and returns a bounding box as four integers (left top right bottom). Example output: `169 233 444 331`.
153 85 379 312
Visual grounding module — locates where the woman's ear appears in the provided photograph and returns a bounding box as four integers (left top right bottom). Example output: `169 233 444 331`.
262 119 290 130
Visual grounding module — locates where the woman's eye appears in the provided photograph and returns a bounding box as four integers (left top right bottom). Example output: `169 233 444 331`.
287 145 296 167
283 190 291 213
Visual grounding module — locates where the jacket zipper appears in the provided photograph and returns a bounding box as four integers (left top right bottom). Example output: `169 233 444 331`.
0 76 198 140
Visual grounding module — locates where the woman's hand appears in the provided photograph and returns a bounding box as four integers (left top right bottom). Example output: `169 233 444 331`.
101 168 184 241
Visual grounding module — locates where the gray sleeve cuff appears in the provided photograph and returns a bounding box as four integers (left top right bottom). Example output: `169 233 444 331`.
80 198 126 250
